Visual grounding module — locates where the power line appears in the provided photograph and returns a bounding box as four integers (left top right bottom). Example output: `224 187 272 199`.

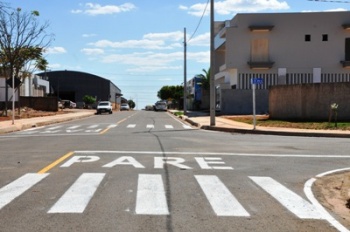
187 0 210 43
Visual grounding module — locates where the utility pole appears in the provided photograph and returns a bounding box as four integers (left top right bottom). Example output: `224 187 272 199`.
184 27 187 115
210 0 216 126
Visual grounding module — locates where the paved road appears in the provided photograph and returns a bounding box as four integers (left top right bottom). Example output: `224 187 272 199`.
0 111 349 232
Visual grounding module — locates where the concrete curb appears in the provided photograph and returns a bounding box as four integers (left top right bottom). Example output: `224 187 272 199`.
177 113 350 138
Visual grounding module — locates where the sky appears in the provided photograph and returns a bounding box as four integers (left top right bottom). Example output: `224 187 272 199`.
6 0 350 109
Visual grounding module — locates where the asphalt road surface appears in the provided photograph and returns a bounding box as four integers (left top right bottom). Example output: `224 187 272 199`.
0 110 349 232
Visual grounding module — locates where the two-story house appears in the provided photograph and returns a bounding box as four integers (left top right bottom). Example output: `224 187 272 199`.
214 11 350 114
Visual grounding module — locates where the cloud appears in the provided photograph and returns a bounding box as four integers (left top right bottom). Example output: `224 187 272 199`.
100 50 209 72
188 33 210 46
180 0 290 16
143 31 184 42
72 3 136 16
81 48 104 55
82 33 97 38
45 47 67 54
89 39 173 50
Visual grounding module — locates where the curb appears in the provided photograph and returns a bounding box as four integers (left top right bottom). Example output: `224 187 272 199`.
177 113 350 138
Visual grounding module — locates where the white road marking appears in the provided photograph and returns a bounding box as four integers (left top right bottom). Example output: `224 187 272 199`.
165 125 173 129
72 150 350 159
183 125 192 129
66 129 83 133
48 173 105 213
41 130 61 134
135 174 169 215
146 124 154 129
305 170 350 232
127 124 136 128
87 125 99 129
249 176 324 219
195 175 250 217
67 125 81 129
0 173 49 210
47 126 63 130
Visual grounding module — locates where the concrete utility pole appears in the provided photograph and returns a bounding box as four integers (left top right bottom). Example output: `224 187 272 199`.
210 0 216 126
184 27 187 115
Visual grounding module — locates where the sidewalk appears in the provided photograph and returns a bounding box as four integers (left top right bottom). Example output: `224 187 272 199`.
0 109 96 134
173 111 350 138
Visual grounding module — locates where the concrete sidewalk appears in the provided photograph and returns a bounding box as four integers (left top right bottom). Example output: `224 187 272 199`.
174 111 350 138
0 109 96 134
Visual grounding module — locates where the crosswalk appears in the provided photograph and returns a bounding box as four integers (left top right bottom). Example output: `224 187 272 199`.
0 173 325 220
15 123 192 135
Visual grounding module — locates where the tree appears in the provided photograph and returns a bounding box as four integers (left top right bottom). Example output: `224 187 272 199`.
128 99 135 109
157 85 183 101
0 6 53 114
197 67 210 90
82 95 96 104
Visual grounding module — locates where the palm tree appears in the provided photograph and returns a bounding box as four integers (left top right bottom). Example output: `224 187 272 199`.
198 67 210 90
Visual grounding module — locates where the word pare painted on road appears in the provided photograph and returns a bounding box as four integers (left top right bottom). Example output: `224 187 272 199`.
60 156 234 170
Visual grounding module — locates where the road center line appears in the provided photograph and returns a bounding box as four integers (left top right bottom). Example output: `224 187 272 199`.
38 151 75 174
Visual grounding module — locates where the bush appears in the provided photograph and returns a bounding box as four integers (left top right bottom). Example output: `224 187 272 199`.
83 95 96 104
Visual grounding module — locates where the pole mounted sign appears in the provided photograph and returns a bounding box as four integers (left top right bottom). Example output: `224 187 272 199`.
251 77 264 85
251 77 263 130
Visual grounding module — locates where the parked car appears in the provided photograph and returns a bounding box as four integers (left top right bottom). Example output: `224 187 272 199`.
145 105 153 111
120 103 130 111
61 100 76 109
154 101 167 111
96 101 113 114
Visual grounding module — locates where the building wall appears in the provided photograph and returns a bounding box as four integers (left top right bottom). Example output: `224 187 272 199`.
220 89 269 115
39 70 121 104
226 11 350 74
269 83 350 121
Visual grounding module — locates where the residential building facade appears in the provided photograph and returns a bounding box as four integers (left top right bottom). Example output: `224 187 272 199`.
214 11 350 114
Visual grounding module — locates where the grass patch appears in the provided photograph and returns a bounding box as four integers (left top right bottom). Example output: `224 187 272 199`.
225 115 350 130
174 111 184 116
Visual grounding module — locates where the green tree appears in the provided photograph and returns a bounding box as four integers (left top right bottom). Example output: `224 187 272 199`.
197 67 210 90
82 95 96 104
157 85 183 101
128 99 136 109
0 6 53 114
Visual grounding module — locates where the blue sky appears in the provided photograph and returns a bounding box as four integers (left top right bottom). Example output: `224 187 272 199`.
7 0 350 108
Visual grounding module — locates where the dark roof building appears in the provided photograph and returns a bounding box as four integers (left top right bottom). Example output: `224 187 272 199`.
38 70 122 104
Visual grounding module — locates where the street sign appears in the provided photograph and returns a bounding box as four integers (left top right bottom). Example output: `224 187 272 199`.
251 77 264 85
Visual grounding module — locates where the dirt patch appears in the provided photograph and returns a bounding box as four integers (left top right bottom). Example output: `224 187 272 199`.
314 172 350 228
0 108 70 121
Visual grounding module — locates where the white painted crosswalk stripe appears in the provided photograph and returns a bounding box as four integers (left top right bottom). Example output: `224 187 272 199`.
146 124 154 128
195 175 250 217
0 173 329 221
0 173 49 210
249 176 324 219
135 174 169 215
165 125 173 129
127 124 136 128
183 125 192 129
48 173 105 213
67 125 81 129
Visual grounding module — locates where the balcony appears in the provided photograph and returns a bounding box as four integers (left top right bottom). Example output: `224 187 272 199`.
340 60 350 68
247 61 274 70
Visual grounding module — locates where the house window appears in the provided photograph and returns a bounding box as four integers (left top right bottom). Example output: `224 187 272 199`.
305 34 311 42
345 38 350 61
322 34 328 41
251 39 269 62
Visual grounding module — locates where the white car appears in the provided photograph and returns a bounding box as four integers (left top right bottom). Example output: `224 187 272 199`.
120 103 130 111
96 101 113 114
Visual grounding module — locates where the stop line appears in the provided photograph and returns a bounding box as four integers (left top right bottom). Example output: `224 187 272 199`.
0 172 326 220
